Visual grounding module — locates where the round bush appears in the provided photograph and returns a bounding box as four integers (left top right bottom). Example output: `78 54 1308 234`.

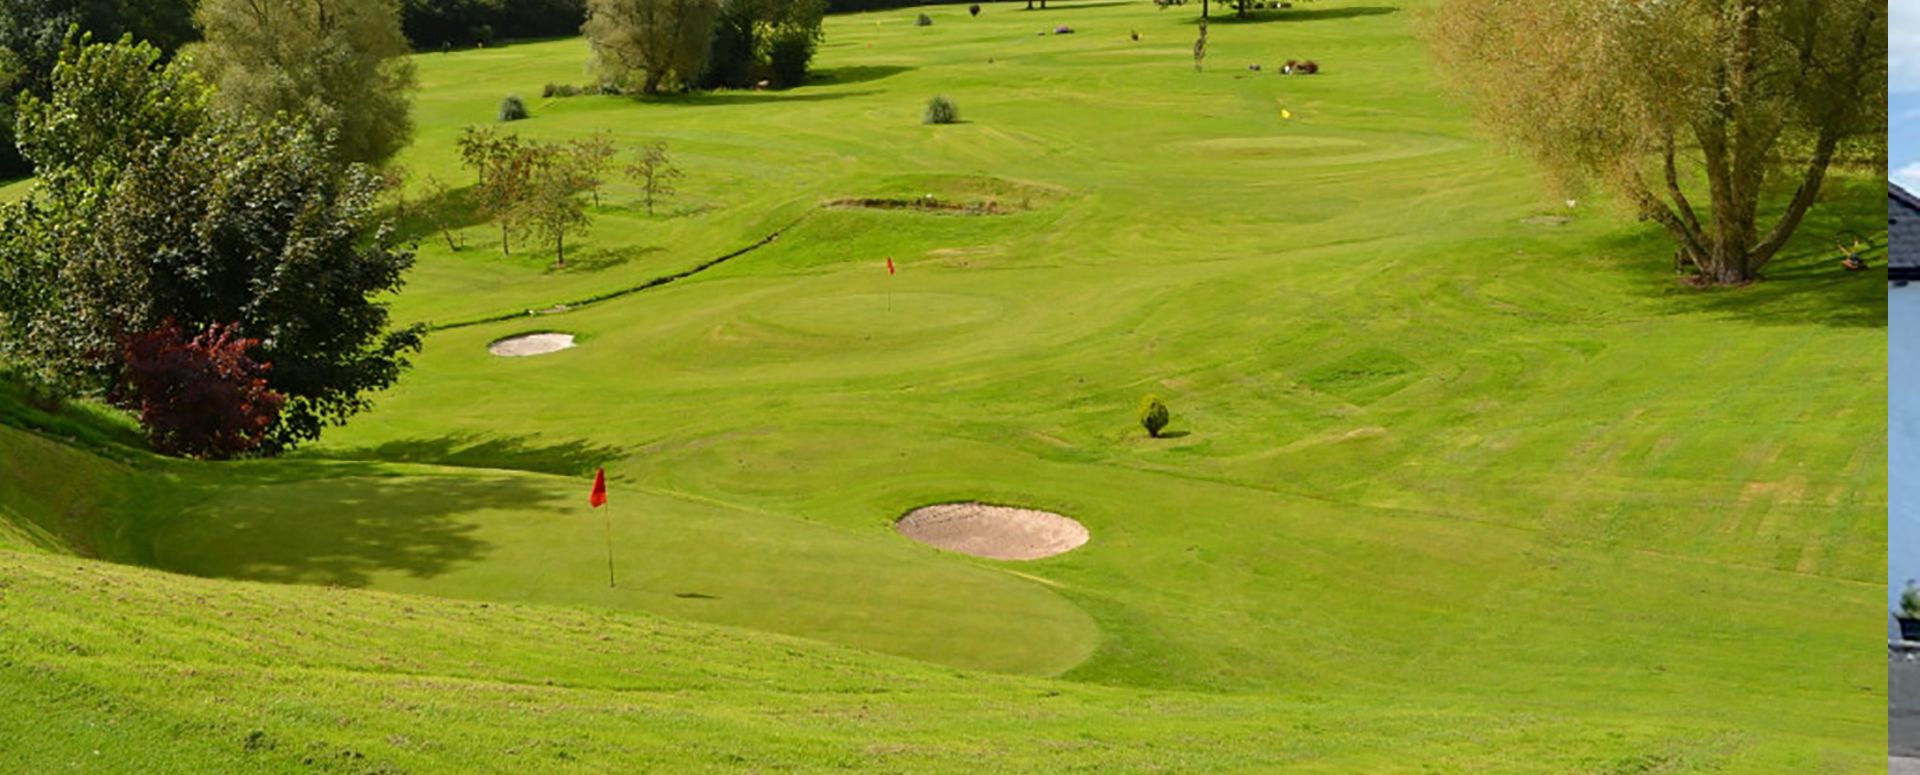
916 12 933 26
969 4 981 16
497 94 528 122
1139 394 1171 438
923 95 959 125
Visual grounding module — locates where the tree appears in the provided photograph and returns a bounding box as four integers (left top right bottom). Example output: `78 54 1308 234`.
0 34 210 391
457 126 534 255
191 0 417 165
700 0 824 89
1427 0 1885 285
625 140 680 215
112 320 285 459
517 140 599 267
0 38 422 454
583 0 720 95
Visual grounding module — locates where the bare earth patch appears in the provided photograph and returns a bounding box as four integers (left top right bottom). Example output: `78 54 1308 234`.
488 333 576 357
896 502 1089 560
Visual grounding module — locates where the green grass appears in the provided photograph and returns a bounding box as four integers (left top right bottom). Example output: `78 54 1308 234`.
0 0 1887 771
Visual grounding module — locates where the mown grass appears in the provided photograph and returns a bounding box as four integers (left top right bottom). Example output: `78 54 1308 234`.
0 0 1887 771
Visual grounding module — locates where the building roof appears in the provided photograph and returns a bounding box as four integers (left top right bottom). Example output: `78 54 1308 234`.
1894 184 1920 279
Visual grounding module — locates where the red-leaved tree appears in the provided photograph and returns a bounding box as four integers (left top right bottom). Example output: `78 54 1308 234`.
112 321 285 459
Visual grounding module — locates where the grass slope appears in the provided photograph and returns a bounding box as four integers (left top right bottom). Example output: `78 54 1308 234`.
0 0 1888 771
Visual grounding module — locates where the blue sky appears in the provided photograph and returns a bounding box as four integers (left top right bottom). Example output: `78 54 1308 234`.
1895 0 1920 188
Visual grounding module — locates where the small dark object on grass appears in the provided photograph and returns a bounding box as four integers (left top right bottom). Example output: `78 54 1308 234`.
917 12 933 26
1248 63 1260 71
970 3 981 15
1130 29 1139 40
498 94 528 121
1055 25 1073 34
1296 59 1319 74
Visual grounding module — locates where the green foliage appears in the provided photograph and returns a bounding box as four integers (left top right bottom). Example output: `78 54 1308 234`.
1138 394 1170 437
915 12 931 25
1902 581 1920 620
497 92 528 120
0 39 422 455
624 140 681 215
698 0 825 89
923 94 958 124
191 0 417 165
584 0 721 94
1426 0 1886 285
456 126 608 264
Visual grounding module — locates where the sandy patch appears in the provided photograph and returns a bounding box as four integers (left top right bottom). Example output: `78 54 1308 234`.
896 502 1089 560
488 333 576 357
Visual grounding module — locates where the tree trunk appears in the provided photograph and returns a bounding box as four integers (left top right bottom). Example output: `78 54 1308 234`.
555 230 565 267
501 225 510 257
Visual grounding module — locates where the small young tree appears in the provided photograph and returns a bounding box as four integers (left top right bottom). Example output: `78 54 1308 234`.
517 140 598 267
625 141 681 215
457 126 534 256
413 174 466 251
112 320 285 459
573 131 618 206
1139 394 1170 438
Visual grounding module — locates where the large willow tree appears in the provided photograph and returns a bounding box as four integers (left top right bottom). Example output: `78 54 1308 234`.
190 0 416 166
1428 0 1884 285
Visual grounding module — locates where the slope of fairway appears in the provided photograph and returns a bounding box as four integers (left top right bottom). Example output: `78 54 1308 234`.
154 467 1100 675
0 548 1876 774
0 0 1886 771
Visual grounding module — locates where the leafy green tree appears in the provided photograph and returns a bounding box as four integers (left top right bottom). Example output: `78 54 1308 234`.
1427 0 1885 285
518 140 598 267
624 140 680 215
75 117 423 451
0 34 209 389
457 126 535 255
0 36 420 453
700 0 823 89
191 0 417 165
583 0 720 94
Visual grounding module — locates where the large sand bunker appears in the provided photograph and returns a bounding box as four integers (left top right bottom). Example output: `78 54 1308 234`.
488 333 576 357
896 502 1089 560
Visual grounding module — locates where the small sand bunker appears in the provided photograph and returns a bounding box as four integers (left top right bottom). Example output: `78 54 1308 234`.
896 502 1089 560
488 332 576 357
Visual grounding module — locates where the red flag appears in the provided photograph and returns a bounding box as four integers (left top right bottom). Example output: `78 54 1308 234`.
886 256 895 275
589 468 607 508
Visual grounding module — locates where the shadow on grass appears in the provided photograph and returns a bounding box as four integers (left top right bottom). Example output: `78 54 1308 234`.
1182 5 1398 24
164 473 579 586
1596 177 1886 330
394 180 489 251
547 245 665 274
639 89 881 106
309 433 630 477
808 65 914 86
1156 430 1193 438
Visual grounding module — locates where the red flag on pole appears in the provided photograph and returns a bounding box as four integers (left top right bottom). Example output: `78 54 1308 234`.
589 468 607 508
886 256 895 275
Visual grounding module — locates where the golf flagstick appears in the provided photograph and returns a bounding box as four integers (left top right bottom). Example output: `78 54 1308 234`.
886 256 895 311
590 468 613 587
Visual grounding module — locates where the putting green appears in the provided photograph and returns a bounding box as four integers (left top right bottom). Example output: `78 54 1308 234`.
153 468 1100 675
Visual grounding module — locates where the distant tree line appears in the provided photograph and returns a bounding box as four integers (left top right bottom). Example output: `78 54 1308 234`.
399 0 587 50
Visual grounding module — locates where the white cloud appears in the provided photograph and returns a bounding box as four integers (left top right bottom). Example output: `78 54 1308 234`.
1897 0 1920 91
1897 164 1920 191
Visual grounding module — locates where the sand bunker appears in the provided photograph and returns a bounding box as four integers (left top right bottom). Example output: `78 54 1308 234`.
895 502 1089 560
488 333 576 357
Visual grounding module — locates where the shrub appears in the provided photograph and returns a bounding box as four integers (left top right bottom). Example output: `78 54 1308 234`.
969 4 980 16
1903 581 1920 619
498 93 528 121
766 27 817 88
111 321 285 460
1138 394 1170 438
923 95 959 124
542 83 581 98
916 12 933 25
1297 59 1319 74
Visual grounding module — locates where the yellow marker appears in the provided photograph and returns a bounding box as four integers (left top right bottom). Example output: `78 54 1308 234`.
1280 108 1291 119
